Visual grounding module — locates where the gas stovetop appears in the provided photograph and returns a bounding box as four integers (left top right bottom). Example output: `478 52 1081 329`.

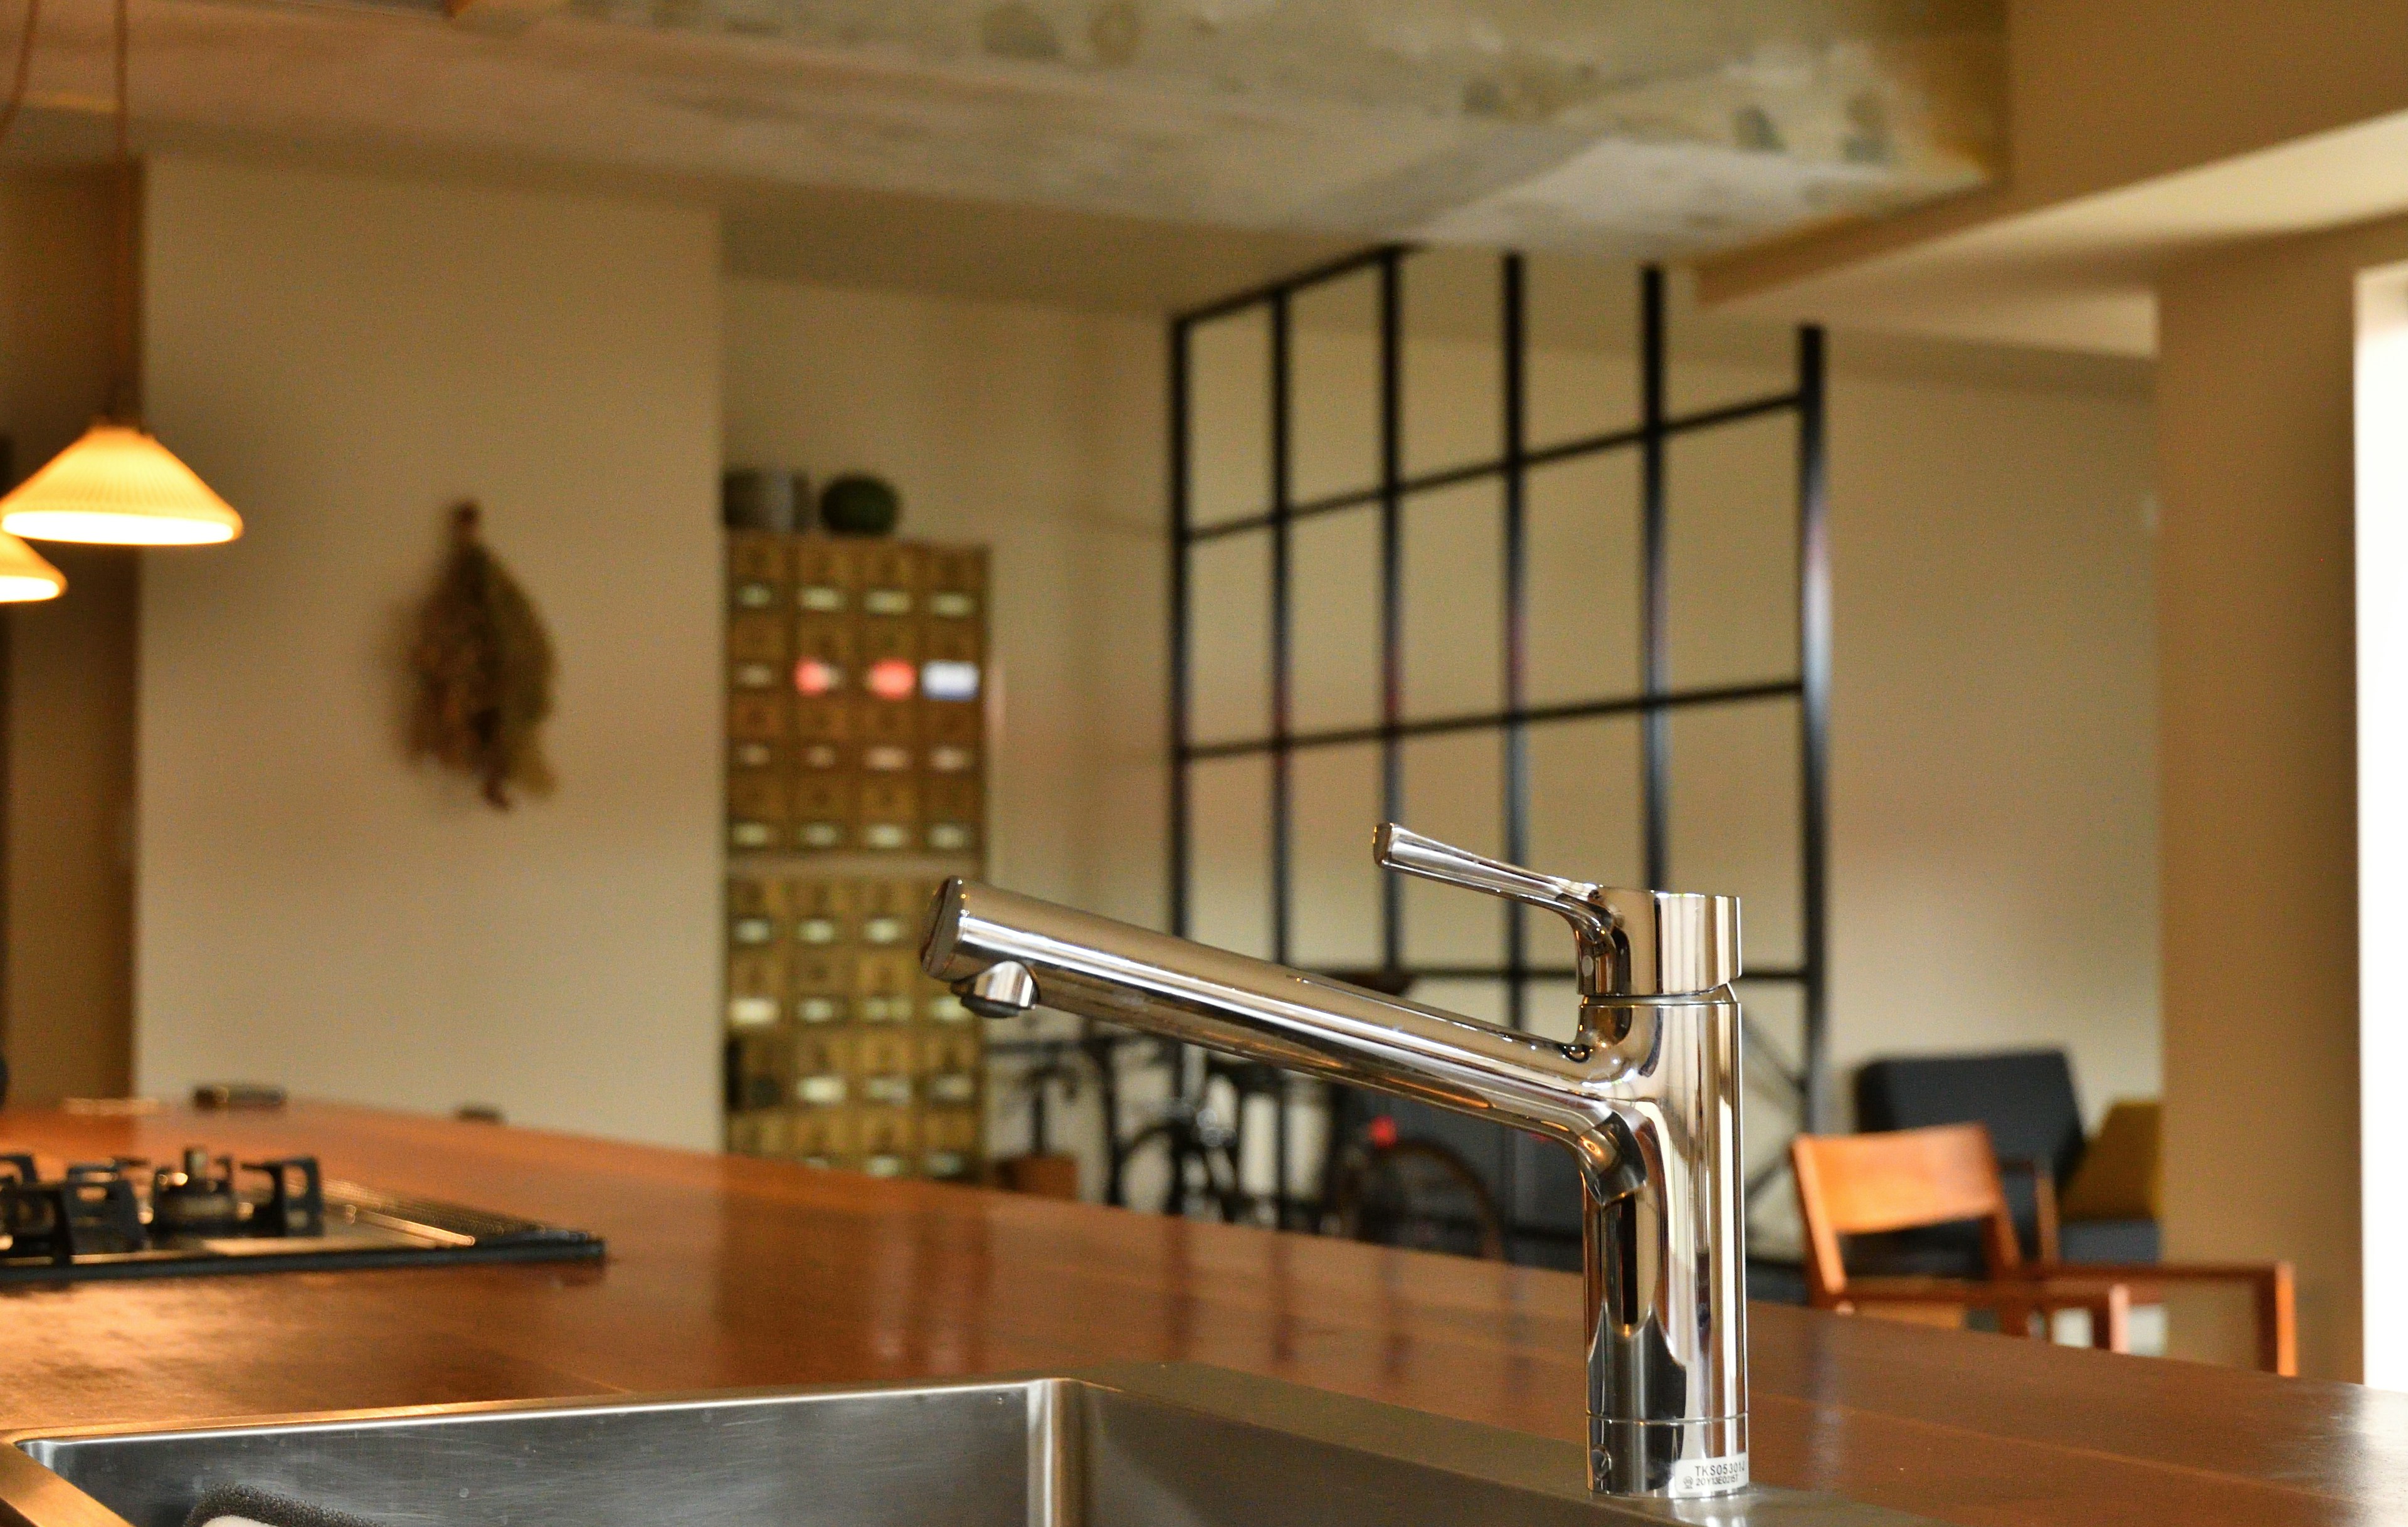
0 1146 604 1283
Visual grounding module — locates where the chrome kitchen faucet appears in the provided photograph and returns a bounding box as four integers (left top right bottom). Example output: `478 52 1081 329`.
921 823 1748 1499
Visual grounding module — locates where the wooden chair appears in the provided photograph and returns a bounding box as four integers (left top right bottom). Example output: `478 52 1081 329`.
1790 1124 2296 1375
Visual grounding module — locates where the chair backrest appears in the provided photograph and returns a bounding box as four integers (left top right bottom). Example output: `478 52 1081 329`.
1854 1050 2086 1186
1790 1124 2021 1303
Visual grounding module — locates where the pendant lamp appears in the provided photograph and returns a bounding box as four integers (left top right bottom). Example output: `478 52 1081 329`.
0 529 64 601
0 0 242 551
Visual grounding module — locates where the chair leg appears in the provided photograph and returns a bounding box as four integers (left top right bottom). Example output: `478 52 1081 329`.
2089 1283 2131 1353
2258 1264 2298 1376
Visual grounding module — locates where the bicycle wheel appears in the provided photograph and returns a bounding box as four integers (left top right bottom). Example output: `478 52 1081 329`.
1330 1138 1506 1260
1120 1121 1247 1221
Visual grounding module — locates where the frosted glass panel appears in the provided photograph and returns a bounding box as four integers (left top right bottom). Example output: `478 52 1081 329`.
1291 509 1380 733
1402 480 1501 719
1187 529 1269 746
1665 280 1796 420
1526 253 1640 452
1519 975 1583 1044
1666 414 1796 690
1187 754 1270 959
1666 697 1801 968
1400 732 1501 966
1290 270 1381 507
1289 743 1381 970
1734 976 1807 1255
1527 715 1644 892
1401 247 1501 479
1412 978 1506 1030
1188 308 1268 529
1527 452 1642 706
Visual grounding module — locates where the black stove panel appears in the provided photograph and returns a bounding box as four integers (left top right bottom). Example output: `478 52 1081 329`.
0 1146 603 1283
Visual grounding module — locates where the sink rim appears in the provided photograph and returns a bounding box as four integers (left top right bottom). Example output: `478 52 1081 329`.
1 1362 1925 1527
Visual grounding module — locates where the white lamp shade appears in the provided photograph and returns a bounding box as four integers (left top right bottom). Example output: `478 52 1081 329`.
0 423 242 546
0 531 65 601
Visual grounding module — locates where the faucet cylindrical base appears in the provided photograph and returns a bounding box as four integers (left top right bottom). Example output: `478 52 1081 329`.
1587 1414 1749 1498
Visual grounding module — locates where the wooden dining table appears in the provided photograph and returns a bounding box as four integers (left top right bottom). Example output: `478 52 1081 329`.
1 1102 2400 1526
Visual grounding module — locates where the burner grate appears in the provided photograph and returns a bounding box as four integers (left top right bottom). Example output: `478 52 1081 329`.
0 1144 602 1283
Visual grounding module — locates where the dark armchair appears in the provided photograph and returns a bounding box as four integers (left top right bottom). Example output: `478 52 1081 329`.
1854 1049 2157 1268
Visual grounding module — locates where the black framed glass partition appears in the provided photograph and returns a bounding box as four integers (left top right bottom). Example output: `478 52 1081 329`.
1163 247 1831 1257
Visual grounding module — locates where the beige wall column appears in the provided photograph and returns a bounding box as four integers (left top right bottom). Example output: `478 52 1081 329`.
137 157 726 1148
0 173 128 1105
2156 212 2408 1380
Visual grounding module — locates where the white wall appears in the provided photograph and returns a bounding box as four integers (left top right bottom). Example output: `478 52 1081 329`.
136 156 725 1148
721 279 1167 925
1829 356 2160 1119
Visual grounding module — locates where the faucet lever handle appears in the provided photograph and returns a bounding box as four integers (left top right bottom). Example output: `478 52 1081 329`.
1373 823 1615 946
1373 823 1740 997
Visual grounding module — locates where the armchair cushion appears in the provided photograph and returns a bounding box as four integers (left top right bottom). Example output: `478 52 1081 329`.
1853 1050 2094 1264
2059 1100 2161 1221
2060 1217 2160 1264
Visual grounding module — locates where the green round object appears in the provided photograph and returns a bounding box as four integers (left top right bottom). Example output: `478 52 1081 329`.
818 474 902 537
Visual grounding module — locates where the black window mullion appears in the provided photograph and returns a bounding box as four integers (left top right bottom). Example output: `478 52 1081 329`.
1797 323 1832 1134
1168 319 1193 940
1268 289 1296 1227
1378 250 1406 973
1640 264 1671 892
1501 253 1530 1034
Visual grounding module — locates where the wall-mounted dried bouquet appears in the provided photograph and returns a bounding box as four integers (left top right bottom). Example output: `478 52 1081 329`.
409 502 556 810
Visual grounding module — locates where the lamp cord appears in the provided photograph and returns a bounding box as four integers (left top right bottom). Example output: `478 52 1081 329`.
0 0 38 151
107 0 134 420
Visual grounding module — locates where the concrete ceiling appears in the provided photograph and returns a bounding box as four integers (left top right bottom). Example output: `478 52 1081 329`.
1699 106 2408 357
4 0 2002 275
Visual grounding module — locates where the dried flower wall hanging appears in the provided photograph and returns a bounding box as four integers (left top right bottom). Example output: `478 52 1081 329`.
409 502 557 809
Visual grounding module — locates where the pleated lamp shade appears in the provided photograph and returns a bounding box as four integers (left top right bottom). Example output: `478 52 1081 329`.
0 423 242 546
0 532 65 601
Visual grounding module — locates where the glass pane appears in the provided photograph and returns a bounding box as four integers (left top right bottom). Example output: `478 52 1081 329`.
1188 529 1269 746
1187 754 1271 959
1666 697 1802 968
1400 732 1501 967
1735 977 1807 1256
1526 253 1640 452
1401 246 1502 480
1402 480 1502 719
1527 452 1642 706
1518 975 1582 1044
1527 714 1644 892
1666 413 1797 690
1189 307 1269 530
1291 509 1380 734
1289 743 1381 970
1291 270 1381 508
1411 978 1507 1029
1665 269 1798 421
1735 978 1807 1124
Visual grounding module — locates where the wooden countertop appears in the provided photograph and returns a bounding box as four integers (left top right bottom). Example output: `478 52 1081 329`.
1 1103 2400 1525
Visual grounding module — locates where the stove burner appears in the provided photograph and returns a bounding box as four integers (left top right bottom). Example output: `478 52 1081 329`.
0 1144 598 1282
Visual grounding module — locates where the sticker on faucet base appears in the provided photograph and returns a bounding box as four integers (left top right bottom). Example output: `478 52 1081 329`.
1667 1453 1749 1498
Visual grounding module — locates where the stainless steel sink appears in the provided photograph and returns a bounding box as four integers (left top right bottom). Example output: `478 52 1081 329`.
2 1363 1936 1527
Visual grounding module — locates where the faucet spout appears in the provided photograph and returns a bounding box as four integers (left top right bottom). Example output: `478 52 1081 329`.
921 854 1750 1500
